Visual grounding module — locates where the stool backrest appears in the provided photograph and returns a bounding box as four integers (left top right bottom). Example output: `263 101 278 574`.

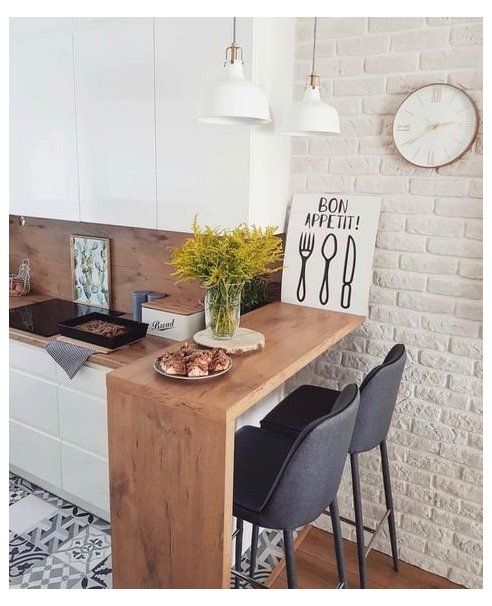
260 384 360 530
349 344 406 454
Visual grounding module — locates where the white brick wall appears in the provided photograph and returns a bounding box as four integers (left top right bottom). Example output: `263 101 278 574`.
287 17 482 588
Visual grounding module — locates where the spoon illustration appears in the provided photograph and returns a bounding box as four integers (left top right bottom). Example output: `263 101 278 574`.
319 233 338 305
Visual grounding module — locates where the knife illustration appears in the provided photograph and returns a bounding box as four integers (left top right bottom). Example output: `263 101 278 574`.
296 231 315 302
319 233 337 305
340 235 356 309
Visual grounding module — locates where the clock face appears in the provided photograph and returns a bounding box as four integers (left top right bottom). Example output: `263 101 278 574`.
393 84 478 168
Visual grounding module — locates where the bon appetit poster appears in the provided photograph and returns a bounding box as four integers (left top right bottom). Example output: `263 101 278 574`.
281 193 382 316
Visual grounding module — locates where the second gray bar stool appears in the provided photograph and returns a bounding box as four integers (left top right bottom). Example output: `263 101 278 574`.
258 344 406 588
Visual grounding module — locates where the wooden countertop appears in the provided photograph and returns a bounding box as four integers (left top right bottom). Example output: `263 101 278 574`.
107 300 365 588
108 301 365 420
9 294 172 369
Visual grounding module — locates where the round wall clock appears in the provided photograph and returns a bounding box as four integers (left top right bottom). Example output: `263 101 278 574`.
392 83 479 168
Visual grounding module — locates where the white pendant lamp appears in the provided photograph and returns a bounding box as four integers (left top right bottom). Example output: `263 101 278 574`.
197 18 271 126
283 18 340 136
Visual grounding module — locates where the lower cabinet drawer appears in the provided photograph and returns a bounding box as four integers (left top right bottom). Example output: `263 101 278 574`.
58 387 108 458
9 369 59 435
9 339 57 381
61 444 110 514
9 421 62 488
57 363 109 399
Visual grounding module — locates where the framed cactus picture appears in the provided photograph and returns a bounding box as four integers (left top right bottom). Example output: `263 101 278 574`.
70 235 111 308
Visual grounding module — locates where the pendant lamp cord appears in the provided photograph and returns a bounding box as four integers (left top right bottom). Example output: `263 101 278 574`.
311 17 317 75
233 17 237 45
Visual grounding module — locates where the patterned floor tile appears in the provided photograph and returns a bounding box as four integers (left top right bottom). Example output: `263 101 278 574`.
9 482 29 506
10 474 101 525
9 533 48 581
53 526 111 575
10 555 87 589
23 508 89 554
9 495 58 535
84 555 112 588
9 473 282 589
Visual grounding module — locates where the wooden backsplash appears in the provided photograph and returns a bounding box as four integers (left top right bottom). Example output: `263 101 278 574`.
9 216 204 313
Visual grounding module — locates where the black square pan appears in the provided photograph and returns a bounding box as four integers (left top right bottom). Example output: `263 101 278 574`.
58 312 148 349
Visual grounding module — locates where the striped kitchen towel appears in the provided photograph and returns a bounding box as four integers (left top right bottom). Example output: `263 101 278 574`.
45 341 93 379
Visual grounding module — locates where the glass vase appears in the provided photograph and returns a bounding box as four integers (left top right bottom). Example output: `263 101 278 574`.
204 283 243 340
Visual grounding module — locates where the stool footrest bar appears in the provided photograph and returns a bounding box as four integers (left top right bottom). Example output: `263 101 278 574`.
230 570 268 589
364 509 391 558
325 507 394 559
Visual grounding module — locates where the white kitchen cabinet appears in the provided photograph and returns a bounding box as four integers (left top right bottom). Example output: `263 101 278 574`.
9 18 79 220
155 18 251 230
73 18 157 228
9 339 111 520
10 17 294 231
155 18 295 232
9 339 58 381
61 443 110 513
56 361 108 398
10 421 62 488
58 387 108 457
9 370 59 435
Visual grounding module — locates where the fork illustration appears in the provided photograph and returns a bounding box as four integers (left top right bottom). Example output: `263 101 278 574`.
296 231 315 302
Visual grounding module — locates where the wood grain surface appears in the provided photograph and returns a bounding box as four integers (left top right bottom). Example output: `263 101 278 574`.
108 301 364 421
9 215 204 313
107 302 364 588
269 526 463 589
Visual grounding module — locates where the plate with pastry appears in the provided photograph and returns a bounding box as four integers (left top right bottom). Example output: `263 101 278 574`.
153 343 232 380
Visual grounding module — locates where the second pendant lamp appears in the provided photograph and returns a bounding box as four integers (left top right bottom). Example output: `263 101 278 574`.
197 18 271 126
283 18 340 136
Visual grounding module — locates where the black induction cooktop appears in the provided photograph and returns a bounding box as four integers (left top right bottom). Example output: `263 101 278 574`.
9 298 124 337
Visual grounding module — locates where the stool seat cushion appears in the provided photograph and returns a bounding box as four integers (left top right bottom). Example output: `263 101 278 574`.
260 385 341 438
233 426 296 513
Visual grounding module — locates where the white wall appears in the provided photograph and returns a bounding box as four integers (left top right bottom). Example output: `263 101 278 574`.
287 17 482 588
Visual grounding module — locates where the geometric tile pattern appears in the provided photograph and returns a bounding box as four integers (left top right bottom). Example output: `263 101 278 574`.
10 555 85 589
9 472 283 589
54 526 111 575
9 533 48 581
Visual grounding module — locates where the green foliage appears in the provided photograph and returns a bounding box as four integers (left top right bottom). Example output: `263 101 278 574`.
170 218 284 288
241 277 275 314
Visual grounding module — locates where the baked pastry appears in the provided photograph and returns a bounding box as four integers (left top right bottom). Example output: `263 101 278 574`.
209 348 230 372
185 350 211 377
156 344 229 377
157 352 187 376
76 319 128 337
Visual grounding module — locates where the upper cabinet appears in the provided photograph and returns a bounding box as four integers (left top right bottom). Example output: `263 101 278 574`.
154 18 294 232
73 18 157 229
10 18 294 232
155 18 252 231
9 18 79 221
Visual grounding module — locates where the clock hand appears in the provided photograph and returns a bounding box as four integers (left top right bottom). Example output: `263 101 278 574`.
434 121 456 128
403 123 433 145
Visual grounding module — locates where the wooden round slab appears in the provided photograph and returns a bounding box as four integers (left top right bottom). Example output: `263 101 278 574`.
193 327 265 355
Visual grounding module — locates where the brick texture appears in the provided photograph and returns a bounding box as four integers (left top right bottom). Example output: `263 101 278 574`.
288 17 482 588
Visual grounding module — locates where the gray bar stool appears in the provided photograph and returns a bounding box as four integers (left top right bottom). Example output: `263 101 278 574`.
232 384 360 589
259 344 406 588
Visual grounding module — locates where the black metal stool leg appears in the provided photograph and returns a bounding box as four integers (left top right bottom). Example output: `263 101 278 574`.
249 524 259 580
351 453 367 588
234 518 244 588
329 497 347 588
283 530 297 588
380 440 399 572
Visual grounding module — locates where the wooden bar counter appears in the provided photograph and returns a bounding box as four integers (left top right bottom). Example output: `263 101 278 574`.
107 301 364 588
